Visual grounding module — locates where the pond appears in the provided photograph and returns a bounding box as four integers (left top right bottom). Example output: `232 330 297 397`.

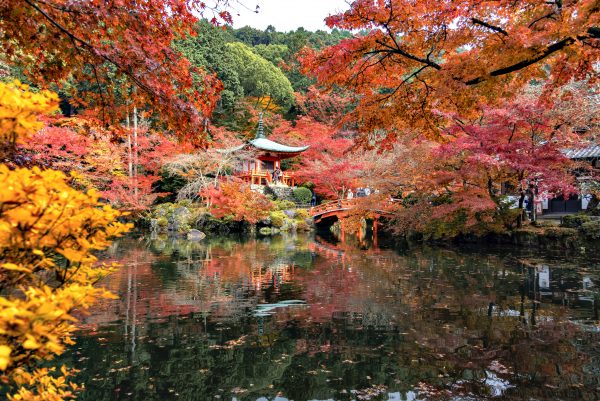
63 233 600 401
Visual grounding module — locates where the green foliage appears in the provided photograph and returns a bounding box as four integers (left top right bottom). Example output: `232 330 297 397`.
153 170 186 203
269 211 286 228
252 44 290 67
149 201 207 234
275 200 296 210
259 226 272 235
296 219 310 231
422 209 509 240
423 211 469 240
561 214 592 228
580 220 600 240
543 227 579 239
175 21 244 110
295 209 309 220
293 187 312 204
225 42 294 108
230 26 352 52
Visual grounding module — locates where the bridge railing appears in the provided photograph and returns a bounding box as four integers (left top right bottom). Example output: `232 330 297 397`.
309 199 357 217
309 197 402 218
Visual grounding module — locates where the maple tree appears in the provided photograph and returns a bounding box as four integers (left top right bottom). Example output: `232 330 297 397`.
202 179 275 224
1 0 235 142
0 81 131 400
385 99 583 238
301 0 600 143
0 81 58 159
298 153 364 200
20 116 188 211
164 127 254 202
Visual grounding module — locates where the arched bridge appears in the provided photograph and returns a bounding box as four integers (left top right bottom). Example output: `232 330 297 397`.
309 199 395 224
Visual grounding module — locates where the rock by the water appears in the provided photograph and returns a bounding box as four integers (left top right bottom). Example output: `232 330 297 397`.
259 227 272 235
173 206 191 217
187 229 206 241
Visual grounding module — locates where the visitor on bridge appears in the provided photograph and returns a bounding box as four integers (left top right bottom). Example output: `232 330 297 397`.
347 189 354 199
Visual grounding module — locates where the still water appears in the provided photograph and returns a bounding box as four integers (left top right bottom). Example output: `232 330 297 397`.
65 234 600 401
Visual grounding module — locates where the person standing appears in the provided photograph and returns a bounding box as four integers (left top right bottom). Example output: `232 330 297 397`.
347 189 354 199
311 192 317 206
272 167 282 184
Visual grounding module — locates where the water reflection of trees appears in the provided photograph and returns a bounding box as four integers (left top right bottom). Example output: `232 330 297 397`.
68 235 600 401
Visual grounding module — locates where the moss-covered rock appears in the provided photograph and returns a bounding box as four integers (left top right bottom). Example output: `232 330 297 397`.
580 220 600 240
561 214 591 228
259 227 272 235
295 209 309 220
270 211 286 228
274 200 295 210
296 220 310 231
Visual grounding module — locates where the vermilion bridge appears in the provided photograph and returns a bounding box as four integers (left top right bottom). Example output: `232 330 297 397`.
308 199 396 238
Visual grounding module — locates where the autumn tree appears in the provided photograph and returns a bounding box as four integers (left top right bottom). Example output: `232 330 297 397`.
302 0 600 143
163 125 254 201
0 81 131 400
389 100 583 238
202 179 274 224
19 116 189 211
1 0 235 142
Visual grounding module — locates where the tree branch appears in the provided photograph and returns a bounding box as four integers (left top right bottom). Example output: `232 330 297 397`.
22 0 173 107
370 40 442 70
465 34 590 85
471 18 508 36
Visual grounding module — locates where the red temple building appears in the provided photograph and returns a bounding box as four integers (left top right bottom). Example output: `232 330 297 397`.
226 114 309 186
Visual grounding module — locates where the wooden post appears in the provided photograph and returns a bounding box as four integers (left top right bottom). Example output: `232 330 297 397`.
373 217 379 248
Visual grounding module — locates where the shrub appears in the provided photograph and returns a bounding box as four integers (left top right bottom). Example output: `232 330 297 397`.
269 211 286 228
202 181 274 224
543 227 578 239
293 187 313 204
275 200 296 210
296 220 310 231
561 214 591 228
295 208 309 220
580 220 600 240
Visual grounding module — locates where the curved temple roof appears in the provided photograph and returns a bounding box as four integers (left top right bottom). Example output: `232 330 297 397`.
217 139 309 154
217 113 309 155
249 137 309 153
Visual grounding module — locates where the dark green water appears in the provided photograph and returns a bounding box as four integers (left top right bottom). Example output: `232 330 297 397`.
64 234 600 401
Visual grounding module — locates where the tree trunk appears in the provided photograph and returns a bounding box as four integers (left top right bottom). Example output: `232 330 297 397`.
133 106 139 199
126 112 133 179
517 190 525 228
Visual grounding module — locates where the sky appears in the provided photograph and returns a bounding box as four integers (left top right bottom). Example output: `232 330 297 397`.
230 0 350 32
